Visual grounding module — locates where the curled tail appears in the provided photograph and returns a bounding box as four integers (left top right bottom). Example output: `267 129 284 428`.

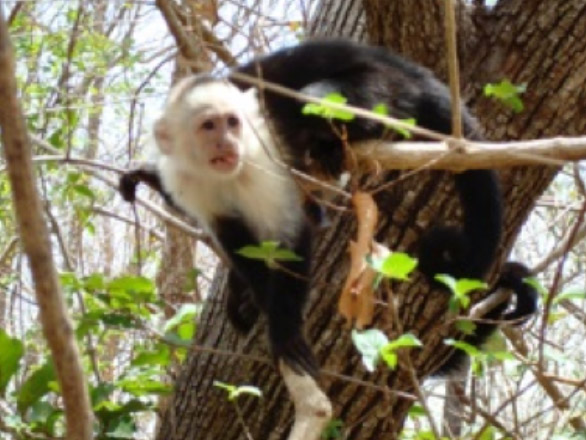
438 261 539 374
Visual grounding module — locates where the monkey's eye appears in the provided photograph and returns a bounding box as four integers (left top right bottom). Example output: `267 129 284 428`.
201 119 215 130
226 114 240 128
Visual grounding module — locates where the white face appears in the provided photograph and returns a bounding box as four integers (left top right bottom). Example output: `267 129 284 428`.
155 80 258 179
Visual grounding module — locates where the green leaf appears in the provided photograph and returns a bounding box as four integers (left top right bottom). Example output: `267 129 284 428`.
380 334 422 370
302 93 356 121
59 271 82 290
29 401 59 426
99 312 136 328
351 329 389 372
435 274 457 294
484 80 527 113
454 278 488 296
164 304 199 332
455 319 477 335
237 241 302 268
477 425 496 440
489 350 516 362
132 344 171 367
107 275 154 295
17 362 57 413
380 349 398 369
372 103 388 116
413 431 447 440
369 252 418 280
321 419 343 439
407 404 426 417
83 273 106 291
384 333 423 351
371 103 416 138
444 339 482 357
389 118 416 139
72 184 95 200
213 381 262 402
554 289 586 304
177 322 196 341
91 383 116 407
118 378 172 396
435 274 487 310
105 416 136 439
0 329 24 396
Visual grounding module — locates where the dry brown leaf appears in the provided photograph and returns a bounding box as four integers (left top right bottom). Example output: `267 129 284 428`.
338 191 380 328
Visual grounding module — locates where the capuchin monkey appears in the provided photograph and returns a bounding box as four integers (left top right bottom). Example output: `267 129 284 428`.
120 39 538 376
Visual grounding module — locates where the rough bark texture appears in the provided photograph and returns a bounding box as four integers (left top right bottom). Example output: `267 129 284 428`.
156 1 586 438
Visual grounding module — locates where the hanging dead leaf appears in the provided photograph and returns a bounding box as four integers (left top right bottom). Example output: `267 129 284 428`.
338 191 381 328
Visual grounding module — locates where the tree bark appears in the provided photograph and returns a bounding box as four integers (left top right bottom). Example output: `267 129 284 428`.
155 1 586 438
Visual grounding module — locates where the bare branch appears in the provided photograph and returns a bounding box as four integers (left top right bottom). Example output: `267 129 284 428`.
0 10 93 440
355 137 586 170
444 0 463 138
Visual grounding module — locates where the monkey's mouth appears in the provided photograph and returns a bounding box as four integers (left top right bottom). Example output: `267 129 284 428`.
210 153 239 172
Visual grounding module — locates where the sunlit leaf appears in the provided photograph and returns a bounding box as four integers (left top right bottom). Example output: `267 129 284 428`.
17 362 56 413
351 329 389 372
484 80 526 113
213 381 262 402
369 252 418 280
302 93 355 121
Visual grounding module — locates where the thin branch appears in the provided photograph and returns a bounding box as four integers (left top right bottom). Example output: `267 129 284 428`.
532 222 586 273
27 136 205 239
93 206 164 241
0 10 93 440
172 1 237 67
444 0 463 138
504 327 586 432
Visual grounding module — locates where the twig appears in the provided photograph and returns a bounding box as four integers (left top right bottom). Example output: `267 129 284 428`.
444 0 463 138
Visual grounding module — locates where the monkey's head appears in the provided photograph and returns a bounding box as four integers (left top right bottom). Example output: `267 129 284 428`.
154 76 261 180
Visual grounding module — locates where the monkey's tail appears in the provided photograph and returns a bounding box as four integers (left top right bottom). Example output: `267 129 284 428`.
417 168 503 282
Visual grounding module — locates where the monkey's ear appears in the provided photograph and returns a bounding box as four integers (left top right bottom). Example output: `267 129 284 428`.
242 87 260 112
153 118 173 155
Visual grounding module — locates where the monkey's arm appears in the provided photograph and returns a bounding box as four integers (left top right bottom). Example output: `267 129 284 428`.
119 163 183 212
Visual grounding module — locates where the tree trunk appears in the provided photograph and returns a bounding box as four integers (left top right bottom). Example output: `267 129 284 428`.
155 1 586 438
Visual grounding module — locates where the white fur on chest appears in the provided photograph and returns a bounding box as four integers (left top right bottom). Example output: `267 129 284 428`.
160 154 304 244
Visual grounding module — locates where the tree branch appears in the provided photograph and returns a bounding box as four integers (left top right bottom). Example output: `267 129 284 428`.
354 137 586 170
0 10 93 440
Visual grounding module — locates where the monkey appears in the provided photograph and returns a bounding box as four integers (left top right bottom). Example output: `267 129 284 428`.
122 75 319 375
119 39 538 376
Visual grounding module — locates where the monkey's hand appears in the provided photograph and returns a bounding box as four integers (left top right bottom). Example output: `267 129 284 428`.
119 163 166 203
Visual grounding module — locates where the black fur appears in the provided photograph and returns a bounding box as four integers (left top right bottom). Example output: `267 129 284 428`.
119 163 182 212
231 39 503 282
214 216 317 375
120 39 538 376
